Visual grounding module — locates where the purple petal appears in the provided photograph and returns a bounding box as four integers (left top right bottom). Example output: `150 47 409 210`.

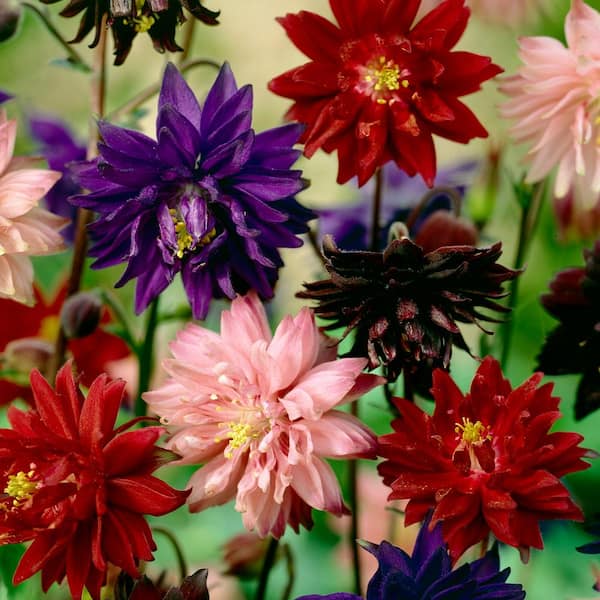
158 63 202 127
199 62 240 138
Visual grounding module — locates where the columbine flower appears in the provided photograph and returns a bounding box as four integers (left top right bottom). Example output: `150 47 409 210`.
467 0 551 25
296 516 525 599
268 0 501 186
29 115 86 243
318 160 478 251
115 568 210 599
0 281 130 405
537 241 600 419
0 363 189 600
298 236 518 389
500 0 600 199
0 91 11 104
38 0 219 65
378 356 589 561
72 63 313 319
143 292 382 539
0 111 66 304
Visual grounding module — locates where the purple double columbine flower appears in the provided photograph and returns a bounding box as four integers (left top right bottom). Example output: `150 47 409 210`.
72 62 313 318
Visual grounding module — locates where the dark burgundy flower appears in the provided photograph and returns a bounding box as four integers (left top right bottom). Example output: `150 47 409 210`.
537 241 600 419
115 568 210 599
0 363 189 600
38 0 219 65
298 236 518 389
0 282 130 406
378 356 589 562
297 516 525 599
269 0 501 186
29 115 86 243
71 63 313 319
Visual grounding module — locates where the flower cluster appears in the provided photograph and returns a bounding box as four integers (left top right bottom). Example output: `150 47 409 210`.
0 363 189 600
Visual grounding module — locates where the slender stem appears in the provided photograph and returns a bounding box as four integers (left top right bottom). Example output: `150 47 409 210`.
500 180 545 368
47 16 107 381
135 297 160 416
21 2 91 72
106 58 221 121
281 544 295 600
255 537 279 600
152 526 188 581
370 168 384 252
403 371 414 403
99 289 139 353
178 18 197 64
306 227 327 267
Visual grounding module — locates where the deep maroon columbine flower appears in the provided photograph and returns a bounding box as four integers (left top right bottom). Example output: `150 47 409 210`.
378 356 589 562
38 0 219 65
268 0 501 186
298 236 518 389
29 115 86 243
537 241 600 420
297 516 525 599
115 568 210 599
0 363 189 600
71 63 313 319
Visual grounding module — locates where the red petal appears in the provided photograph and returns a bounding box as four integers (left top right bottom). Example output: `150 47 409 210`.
107 475 189 515
103 427 167 477
383 0 421 32
276 12 343 62
66 522 92 600
14 532 67 584
438 51 503 95
411 0 469 52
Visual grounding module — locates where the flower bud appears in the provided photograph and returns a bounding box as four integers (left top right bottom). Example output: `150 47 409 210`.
0 0 21 42
223 533 271 578
3 338 53 376
414 211 478 254
60 292 103 339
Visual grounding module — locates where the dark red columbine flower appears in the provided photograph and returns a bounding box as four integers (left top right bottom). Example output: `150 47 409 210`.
378 356 590 562
0 363 189 600
0 282 130 406
115 568 210 599
537 241 600 419
298 236 518 392
268 0 501 186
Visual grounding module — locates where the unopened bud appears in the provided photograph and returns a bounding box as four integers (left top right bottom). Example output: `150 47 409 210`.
60 292 103 339
3 338 53 375
414 211 478 253
223 533 271 578
0 0 21 42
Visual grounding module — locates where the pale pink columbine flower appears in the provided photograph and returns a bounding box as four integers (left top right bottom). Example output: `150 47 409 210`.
500 0 600 201
0 111 66 304
143 292 383 538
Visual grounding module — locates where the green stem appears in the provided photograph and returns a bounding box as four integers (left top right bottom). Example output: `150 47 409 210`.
500 180 545 369
152 526 188 581
255 537 279 600
99 289 139 353
47 15 107 380
281 544 295 600
370 168 384 252
21 2 91 72
135 297 160 416
106 58 221 121
178 17 196 64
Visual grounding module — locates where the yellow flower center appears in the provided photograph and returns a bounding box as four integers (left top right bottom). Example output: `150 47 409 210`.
364 56 408 105
133 14 155 32
169 208 216 259
216 422 262 459
4 470 37 506
454 417 490 445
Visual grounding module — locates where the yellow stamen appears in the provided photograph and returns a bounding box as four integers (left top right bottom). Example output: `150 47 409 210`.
133 14 155 32
4 470 37 507
371 56 400 93
219 422 259 459
169 208 216 259
454 417 490 445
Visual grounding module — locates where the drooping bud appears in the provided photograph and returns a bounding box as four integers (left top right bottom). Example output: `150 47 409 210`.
3 338 54 378
60 291 103 339
223 532 271 578
0 0 21 42
414 211 478 253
